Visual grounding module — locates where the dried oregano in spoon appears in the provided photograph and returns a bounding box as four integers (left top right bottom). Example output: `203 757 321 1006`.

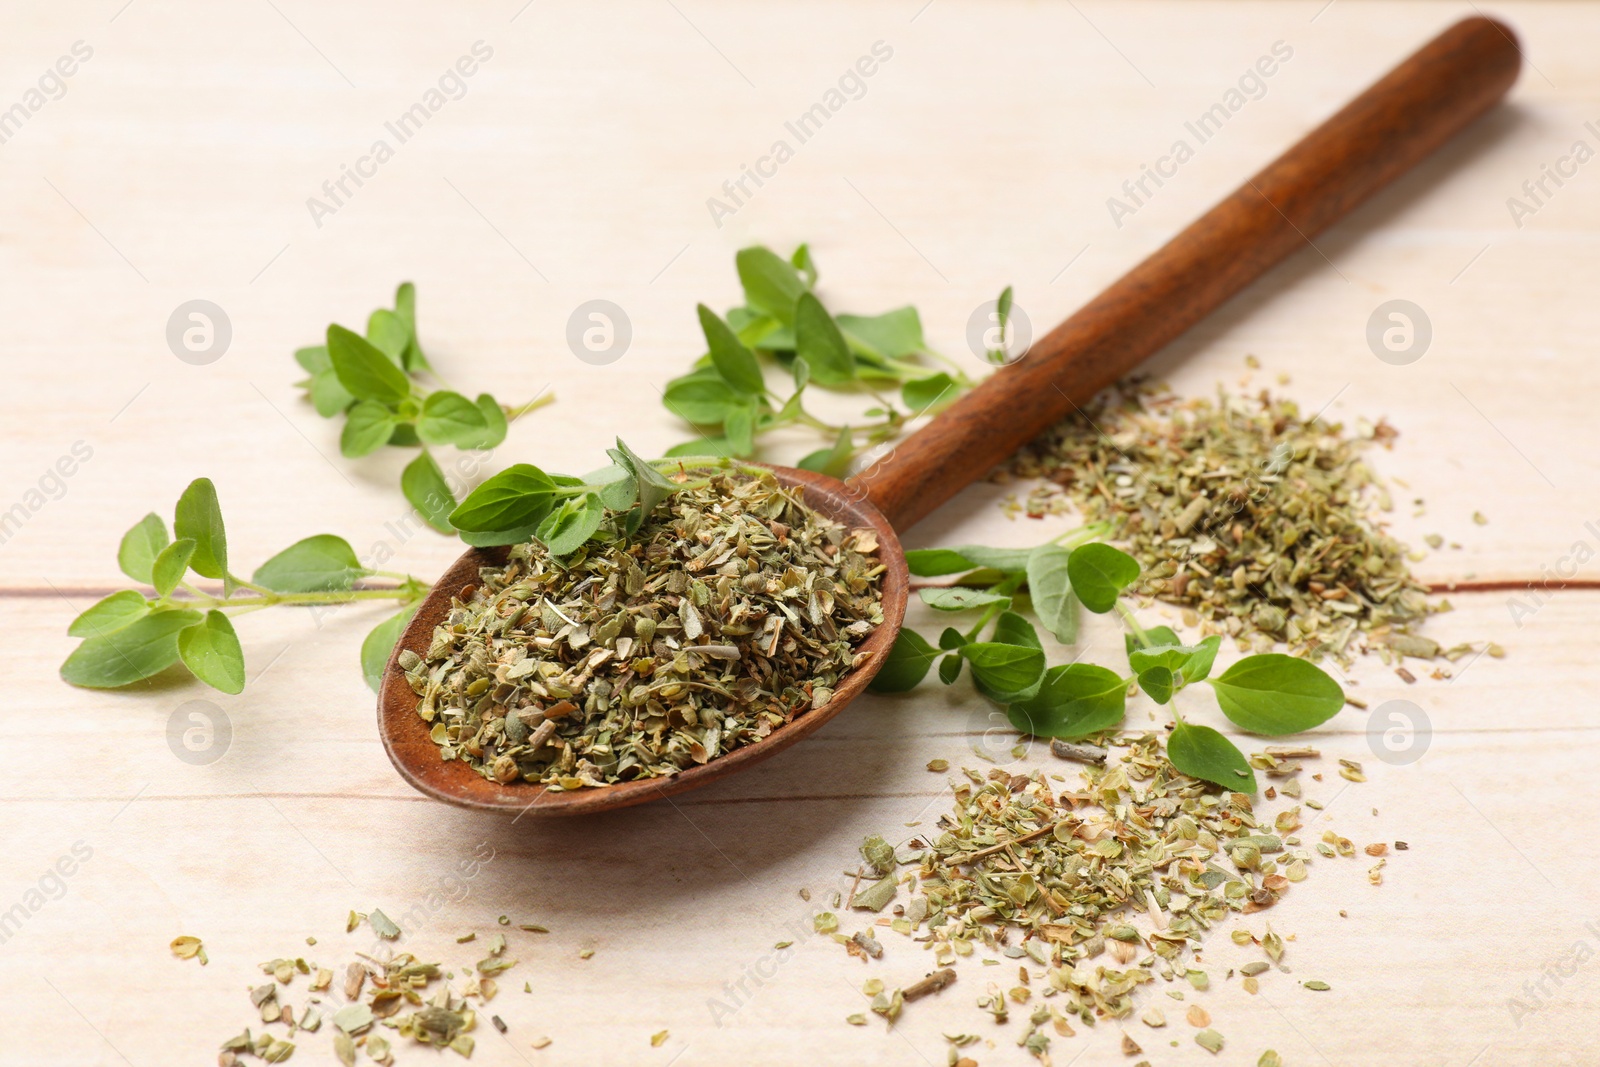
400 450 886 790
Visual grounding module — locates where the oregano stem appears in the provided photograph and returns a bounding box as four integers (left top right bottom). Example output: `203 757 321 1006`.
1053 523 1111 550
793 411 898 438
504 393 556 422
1116 601 1153 649
157 585 423 612
1169 691 1188 726
966 573 1027 642
229 575 277 598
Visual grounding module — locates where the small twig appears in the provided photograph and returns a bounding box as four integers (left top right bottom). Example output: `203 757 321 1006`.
527 720 559 750
1050 739 1108 764
951 818 1077 865
1264 745 1320 759
903 968 957 1002
845 866 865 909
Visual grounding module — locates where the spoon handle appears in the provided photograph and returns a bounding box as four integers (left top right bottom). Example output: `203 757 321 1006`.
845 15 1521 530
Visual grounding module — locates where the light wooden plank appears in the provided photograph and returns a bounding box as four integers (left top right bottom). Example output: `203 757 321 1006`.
0 2 1594 1063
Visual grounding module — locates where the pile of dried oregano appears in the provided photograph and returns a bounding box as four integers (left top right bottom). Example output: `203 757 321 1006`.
1001 379 1443 665
833 734 1387 1064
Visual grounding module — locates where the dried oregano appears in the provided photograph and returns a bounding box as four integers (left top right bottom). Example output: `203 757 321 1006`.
1001 379 1439 663
405 465 885 790
849 731 1329 1046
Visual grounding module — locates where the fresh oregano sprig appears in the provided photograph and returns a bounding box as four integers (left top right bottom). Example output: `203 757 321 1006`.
294 283 553 532
662 244 990 474
447 438 743 551
872 537 1346 791
60 478 429 695
59 440 721 699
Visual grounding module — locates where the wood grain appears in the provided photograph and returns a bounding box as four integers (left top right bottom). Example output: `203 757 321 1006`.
0 3 1593 1064
853 16 1522 528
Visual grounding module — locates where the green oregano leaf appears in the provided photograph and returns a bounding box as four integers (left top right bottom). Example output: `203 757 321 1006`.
361 604 419 694
1168 721 1257 792
698 304 766 396
294 345 330 375
609 439 677 519
393 281 430 372
326 324 411 405
117 512 169 584
471 393 509 448
796 425 853 478
790 243 818 287
448 464 556 533
1007 663 1127 739
416 391 490 448
253 535 365 593
68 590 151 638
922 545 1032 575
340 400 400 458
1026 544 1078 644
1129 635 1222 687
837 307 924 361
1207 654 1345 735
365 308 410 363
869 628 939 693
991 610 1040 650
918 587 1011 612
173 478 228 581
308 367 356 418
663 437 736 459
536 493 605 556
1126 625 1181 657
904 548 978 577
585 463 637 511
722 402 757 456
178 610 246 695
794 292 855 387
401 451 457 534
151 538 197 597
961 642 1046 703
1066 542 1139 614
900 372 957 414
736 246 807 325
662 369 742 425
60 608 203 689
1138 665 1175 705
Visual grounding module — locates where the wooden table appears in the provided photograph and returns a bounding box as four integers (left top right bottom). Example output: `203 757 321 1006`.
3 2 1594 1063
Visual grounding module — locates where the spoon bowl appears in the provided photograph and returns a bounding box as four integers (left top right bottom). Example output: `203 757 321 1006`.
378 15 1519 816
377 464 909 816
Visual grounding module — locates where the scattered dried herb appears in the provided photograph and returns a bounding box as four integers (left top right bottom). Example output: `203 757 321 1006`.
367 909 401 941
845 729 1338 1055
171 935 207 965
205 917 545 1063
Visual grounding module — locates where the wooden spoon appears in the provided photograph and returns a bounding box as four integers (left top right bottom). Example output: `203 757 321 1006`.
379 16 1520 816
